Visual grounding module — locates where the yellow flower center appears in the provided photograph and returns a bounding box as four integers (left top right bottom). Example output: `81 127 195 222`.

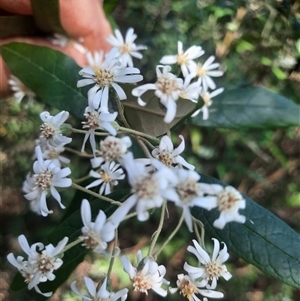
176 53 188 65
205 261 224 280
176 179 198 203
197 63 206 77
94 69 114 88
132 273 152 294
217 189 241 211
133 175 159 200
178 279 197 300
156 75 180 97
157 151 173 167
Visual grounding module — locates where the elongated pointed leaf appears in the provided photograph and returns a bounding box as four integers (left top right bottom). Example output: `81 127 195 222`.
191 87 299 128
30 0 66 34
1 43 86 119
192 173 300 289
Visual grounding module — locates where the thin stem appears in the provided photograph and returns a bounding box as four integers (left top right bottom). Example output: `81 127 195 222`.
72 174 91 184
123 211 137 221
71 127 109 136
107 229 118 279
114 96 131 128
64 146 94 158
118 126 159 143
153 212 184 259
139 137 157 150
72 182 122 206
148 201 167 257
62 237 83 253
193 218 206 250
137 139 152 159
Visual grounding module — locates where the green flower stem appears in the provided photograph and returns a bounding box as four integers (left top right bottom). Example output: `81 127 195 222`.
71 182 121 206
64 146 94 158
118 126 160 143
148 201 167 257
107 229 118 279
153 212 184 259
71 127 109 136
114 96 131 128
138 137 157 149
72 174 91 184
62 237 83 253
137 139 152 158
193 218 206 250
123 211 137 221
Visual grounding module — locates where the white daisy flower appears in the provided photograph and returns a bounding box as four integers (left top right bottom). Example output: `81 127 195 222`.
8 75 36 104
24 146 72 216
71 276 128 301
191 88 224 120
86 161 125 195
199 184 246 229
109 152 178 222
49 33 86 53
90 135 132 168
152 135 194 170
41 144 70 167
77 47 143 111
184 239 232 289
81 106 118 156
106 27 147 67
80 199 116 254
39 111 72 147
179 74 202 103
170 273 224 301
170 169 217 232
189 56 224 92
132 65 183 123
121 250 169 297
7 234 68 297
160 41 204 77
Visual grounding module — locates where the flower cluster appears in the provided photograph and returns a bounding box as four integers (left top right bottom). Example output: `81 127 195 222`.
22 110 73 216
132 40 224 123
7 27 247 301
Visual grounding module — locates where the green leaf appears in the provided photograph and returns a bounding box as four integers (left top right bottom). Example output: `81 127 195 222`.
192 173 300 289
30 0 66 34
0 15 40 39
122 85 196 137
1 43 86 119
191 86 300 129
